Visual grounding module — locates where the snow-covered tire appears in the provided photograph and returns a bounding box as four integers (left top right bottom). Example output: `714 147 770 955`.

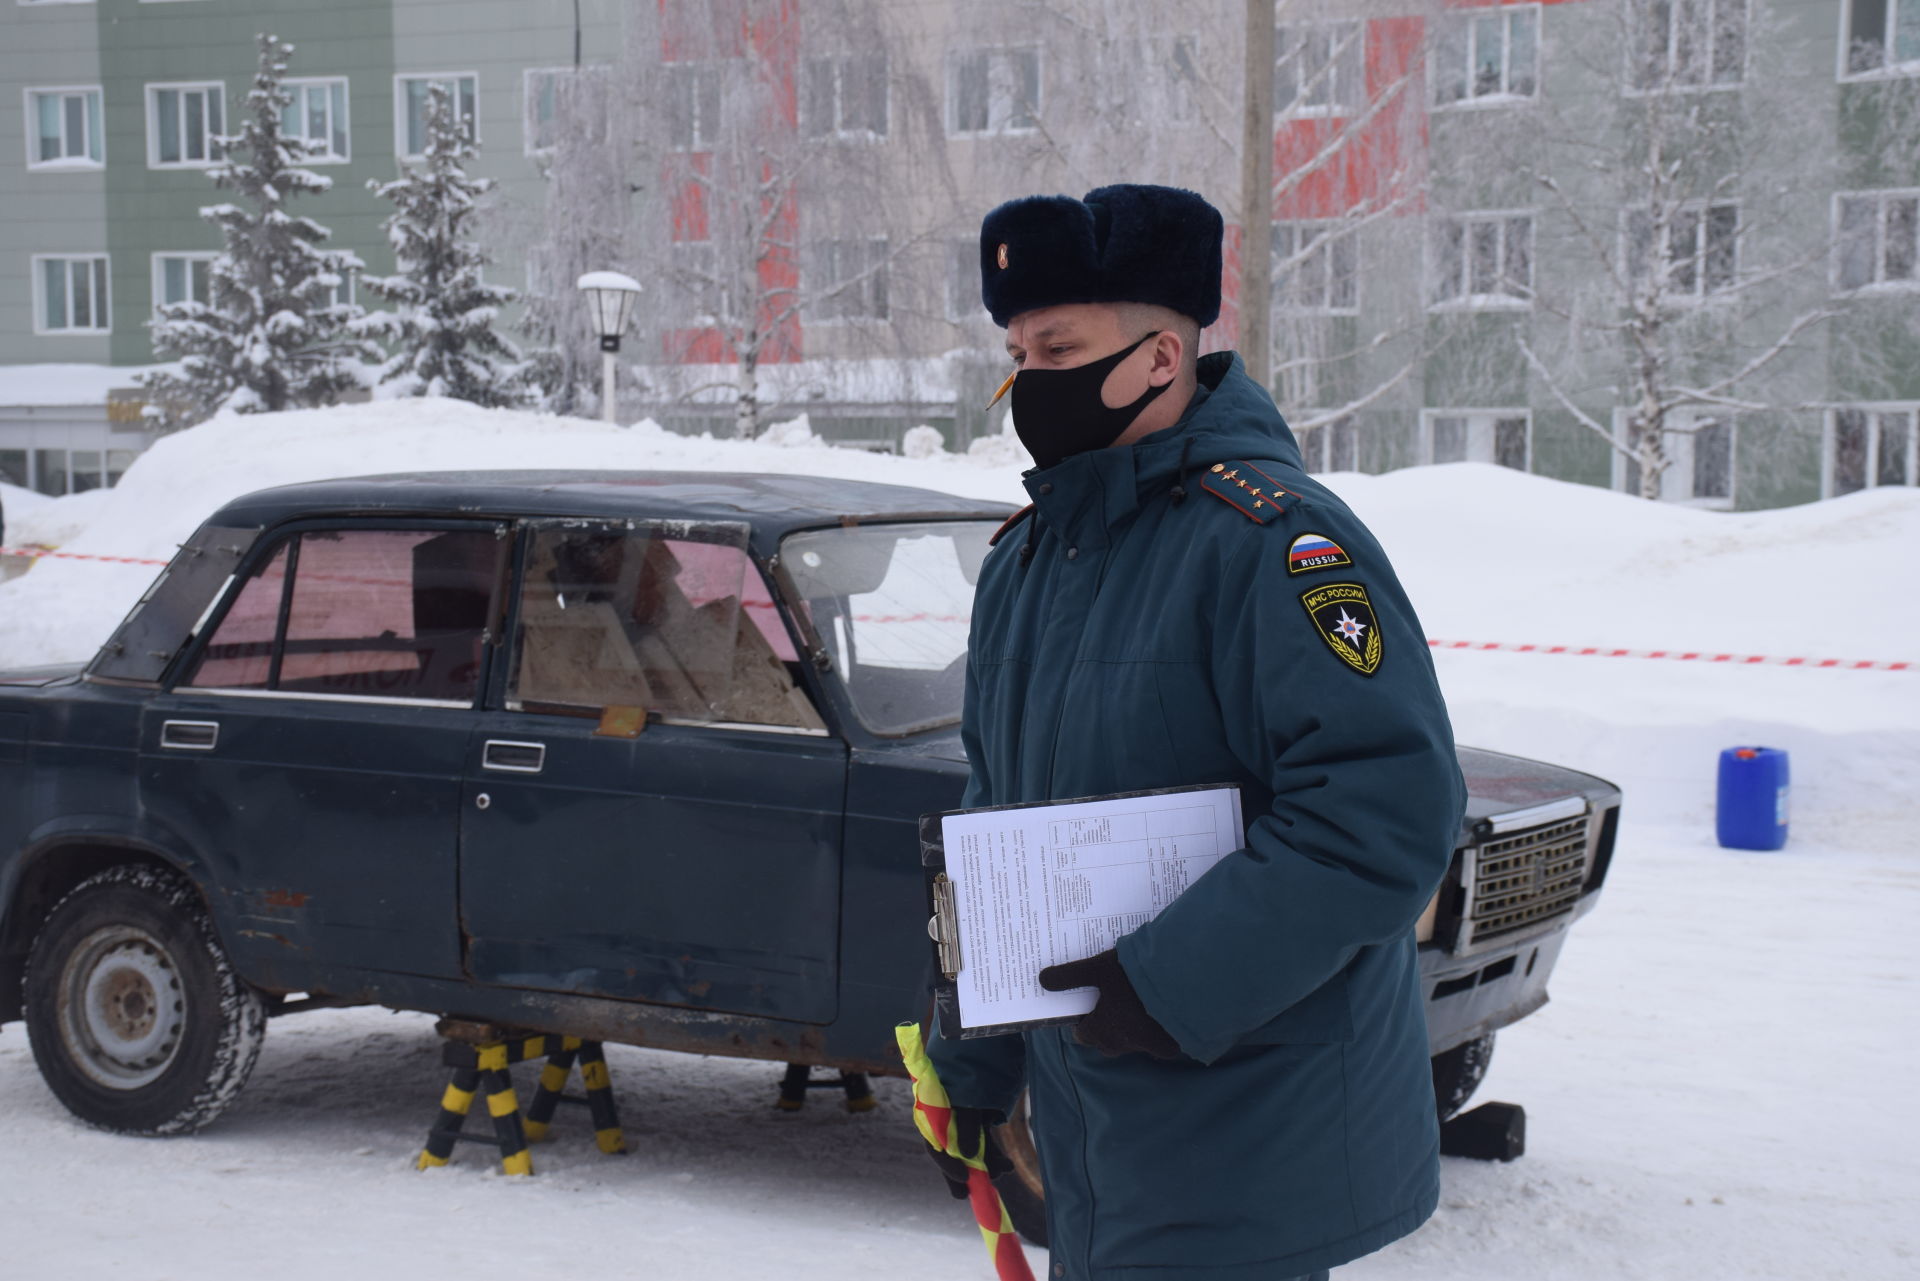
22 864 267 1135
1431 1032 1496 1124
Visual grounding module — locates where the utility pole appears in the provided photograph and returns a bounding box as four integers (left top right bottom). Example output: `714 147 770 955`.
1239 0 1275 389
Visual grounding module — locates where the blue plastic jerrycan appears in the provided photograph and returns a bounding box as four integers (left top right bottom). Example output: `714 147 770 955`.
1717 747 1790 851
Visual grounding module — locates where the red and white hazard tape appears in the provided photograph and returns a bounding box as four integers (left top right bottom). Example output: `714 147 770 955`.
0 545 170 567
5 546 1909 671
1426 638 1912 673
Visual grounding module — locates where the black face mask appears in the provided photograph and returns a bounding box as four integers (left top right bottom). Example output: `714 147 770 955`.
1012 332 1169 470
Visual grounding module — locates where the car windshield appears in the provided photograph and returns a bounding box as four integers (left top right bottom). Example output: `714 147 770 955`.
780 520 998 736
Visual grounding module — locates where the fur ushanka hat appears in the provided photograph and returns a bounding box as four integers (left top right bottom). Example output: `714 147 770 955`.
978 183 1224 328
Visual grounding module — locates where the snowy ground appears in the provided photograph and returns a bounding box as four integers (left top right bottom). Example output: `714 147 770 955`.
1 402 1916 1277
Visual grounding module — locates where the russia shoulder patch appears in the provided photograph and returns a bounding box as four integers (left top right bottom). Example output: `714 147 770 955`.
1198 461 1295 525
1287 532 1352 574
1300 581 1383 676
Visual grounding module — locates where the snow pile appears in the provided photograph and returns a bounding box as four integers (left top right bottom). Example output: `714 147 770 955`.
0 481 54 520
2 486 110 549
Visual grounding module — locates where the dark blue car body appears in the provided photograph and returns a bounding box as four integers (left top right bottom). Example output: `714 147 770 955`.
0 471 1618 1089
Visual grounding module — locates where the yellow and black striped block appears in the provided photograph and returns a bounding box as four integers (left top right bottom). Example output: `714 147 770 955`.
419 1032 626 1175
775 1061 878 1113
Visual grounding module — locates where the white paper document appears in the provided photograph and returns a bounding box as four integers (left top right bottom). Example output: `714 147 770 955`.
942 786 1244 1030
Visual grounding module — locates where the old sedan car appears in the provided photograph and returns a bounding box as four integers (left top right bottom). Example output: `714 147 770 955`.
0 471 1618 1237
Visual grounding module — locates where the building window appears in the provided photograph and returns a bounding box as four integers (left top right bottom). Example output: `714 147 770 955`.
147 82 225 167
1425 411 1530 470
323 268 358 312
153 252 216 310
1829 406 1918 494
1167 35 1202 121
1835 190 1919 291
1627 203 1738 298
808 238 889 321
666 62 724 150
948 48 1040 135
1273 221 1359 313
281 77 348 163
1431 212 1533 307
1295 415 1360 473
947 238 982 322
1276 21 1364 116
1434 5 1538 106
805 53 888 139
26 87 103 168
1631 0 1746 90
525 67 608 154
396 73 477 159
1844 0 1920 77
1615 411 1735 505
33 254 110 334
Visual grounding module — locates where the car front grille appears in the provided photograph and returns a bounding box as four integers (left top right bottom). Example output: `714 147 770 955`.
1462 816 1590 947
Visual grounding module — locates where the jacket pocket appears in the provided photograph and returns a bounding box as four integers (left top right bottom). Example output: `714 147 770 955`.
1234 969 1354 1045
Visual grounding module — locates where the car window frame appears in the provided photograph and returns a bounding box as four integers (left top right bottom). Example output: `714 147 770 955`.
770 515 1004 741
493 516 831 737
164 515 511 710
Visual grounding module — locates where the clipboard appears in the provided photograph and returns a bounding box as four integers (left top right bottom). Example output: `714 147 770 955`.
920 782 1244 1040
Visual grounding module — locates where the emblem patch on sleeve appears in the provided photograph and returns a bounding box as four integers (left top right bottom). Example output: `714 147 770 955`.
1300 582 1383 676
1287 532 1352 575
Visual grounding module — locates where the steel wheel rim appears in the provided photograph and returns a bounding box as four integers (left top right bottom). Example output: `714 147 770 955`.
58 925 187 1090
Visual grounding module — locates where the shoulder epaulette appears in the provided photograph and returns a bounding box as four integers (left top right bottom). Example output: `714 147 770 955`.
988 503 1036 546
1197 461 1299 526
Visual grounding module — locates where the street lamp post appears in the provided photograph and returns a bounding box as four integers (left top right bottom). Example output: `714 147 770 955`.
577 271 642 425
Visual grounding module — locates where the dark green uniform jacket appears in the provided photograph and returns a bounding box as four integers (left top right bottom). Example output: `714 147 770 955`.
929 352 1466 1280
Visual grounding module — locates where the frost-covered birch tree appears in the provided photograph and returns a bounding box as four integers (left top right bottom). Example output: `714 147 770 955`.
140 33 372 428
1514 0 1836 500
358 84 527 406
619 0 950 439
519 60 639 417
995 1 1449 464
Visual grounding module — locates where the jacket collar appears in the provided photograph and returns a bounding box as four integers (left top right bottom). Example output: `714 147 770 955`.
1019 352 1299 546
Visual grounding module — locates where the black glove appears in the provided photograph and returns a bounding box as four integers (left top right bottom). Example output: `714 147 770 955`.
923 1106 1014 1199
1038 949 1183 1061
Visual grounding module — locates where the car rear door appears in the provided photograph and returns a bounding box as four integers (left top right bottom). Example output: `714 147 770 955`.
456 519 847 1025
141 519 507 986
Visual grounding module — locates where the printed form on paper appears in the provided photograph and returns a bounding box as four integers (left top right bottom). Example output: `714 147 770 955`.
943 786 1244 1030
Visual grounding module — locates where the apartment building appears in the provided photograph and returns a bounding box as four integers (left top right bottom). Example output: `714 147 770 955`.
3 0 1915 509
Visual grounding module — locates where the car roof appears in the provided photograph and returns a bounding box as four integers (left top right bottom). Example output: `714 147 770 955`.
208 470 1018 540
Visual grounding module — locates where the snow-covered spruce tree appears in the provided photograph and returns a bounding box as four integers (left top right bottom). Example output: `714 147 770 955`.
140 33 372 428
357 84 528 406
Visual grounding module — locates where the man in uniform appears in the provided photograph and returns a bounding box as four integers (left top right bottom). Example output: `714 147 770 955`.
919 184 1466 1280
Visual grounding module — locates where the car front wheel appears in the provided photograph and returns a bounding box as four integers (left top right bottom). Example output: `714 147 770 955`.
1430 1032 1496 1123
23 864 267 1135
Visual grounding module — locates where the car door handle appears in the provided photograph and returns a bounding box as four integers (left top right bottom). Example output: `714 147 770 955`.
160 720 220 751
482 739 546 774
